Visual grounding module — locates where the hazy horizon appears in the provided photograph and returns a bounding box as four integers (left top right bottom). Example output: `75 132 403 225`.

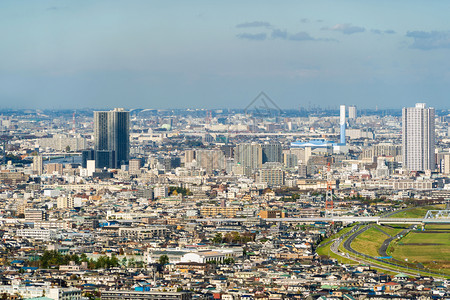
1 1 450 110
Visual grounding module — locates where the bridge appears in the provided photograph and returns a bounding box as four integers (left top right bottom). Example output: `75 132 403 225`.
196 214 450 225
41 152 81 156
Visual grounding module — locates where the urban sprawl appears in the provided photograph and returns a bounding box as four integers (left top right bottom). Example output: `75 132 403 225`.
0 103 450 300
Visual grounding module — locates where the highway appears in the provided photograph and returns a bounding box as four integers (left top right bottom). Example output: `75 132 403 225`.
339 224 448 278
196 216 450 224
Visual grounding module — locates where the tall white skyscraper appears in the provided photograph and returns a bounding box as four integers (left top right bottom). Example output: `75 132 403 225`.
402 103 435 171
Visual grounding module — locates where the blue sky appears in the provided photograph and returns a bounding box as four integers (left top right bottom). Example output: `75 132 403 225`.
1 1 450 110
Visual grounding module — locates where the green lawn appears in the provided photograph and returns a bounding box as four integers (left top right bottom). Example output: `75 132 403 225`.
316 241 358 264
389 231 450 274
316 225 358 264
424 224 450 231
376 225 403 237
389 205 445 218
351 226 388 257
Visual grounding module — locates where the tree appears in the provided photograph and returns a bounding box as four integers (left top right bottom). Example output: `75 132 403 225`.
121 257 127 267
80 253 88 262
158 254 169 266
109 255 119 268
212 233 223 244
65 145 71 152
223 258 235 265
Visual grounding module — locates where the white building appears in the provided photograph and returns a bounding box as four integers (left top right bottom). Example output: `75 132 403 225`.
154 186 168 199
16 228 57 241
0 285 81 300
348 105 357 120
39 134 86 152
32 155 43 175
57 196 74 209
402 103 435 171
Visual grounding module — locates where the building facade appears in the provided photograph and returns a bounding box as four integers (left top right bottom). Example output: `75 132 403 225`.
94 108 130 168
402 103 435 171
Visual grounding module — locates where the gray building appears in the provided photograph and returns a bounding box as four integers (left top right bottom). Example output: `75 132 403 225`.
235 143 262 173
94 108 130 168
262 142 282 163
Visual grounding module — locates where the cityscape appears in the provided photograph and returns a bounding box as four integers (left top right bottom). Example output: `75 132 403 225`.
0 102 449 300
1 1 450 300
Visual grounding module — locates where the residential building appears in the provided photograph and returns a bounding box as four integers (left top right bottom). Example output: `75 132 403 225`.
402 103 435 171
94 108 130 168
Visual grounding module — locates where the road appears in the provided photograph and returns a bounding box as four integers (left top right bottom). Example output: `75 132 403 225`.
339 224 448 278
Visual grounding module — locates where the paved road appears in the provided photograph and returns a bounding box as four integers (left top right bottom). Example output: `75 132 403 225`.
341 224 447 278
378 226 413 257
327 225 424 277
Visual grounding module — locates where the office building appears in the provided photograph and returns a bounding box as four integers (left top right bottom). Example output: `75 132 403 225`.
262 142 282 163
81 150 95 168
402 103 435 171
94 108 130 168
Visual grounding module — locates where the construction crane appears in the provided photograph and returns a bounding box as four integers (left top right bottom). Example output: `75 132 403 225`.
325 162 334 217
206 110 212 124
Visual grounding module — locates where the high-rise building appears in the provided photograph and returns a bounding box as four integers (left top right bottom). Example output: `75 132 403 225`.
32 155 43 175
402 103 435 171
235 143 263 173
94 108 130 168
185 150 195 164
340 105 346 145
195 149 226 174
81 150 95 168
129 159 141 175
348 105 357 120
262 143 282 163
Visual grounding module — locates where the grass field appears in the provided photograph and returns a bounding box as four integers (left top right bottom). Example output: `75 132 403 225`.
350 226 387 258
316 225 358 264
389 231 450 275
376 225 403 237
319 226 355 244
389 205 445 218
316 241 358 264
424 224 450 231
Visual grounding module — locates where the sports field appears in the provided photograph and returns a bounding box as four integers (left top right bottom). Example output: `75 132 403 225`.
388 230 450 274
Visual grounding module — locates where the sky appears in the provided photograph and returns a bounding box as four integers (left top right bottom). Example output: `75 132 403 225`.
1 1 450 110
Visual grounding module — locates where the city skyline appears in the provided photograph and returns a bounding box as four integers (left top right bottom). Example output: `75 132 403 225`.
2 1 450 110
